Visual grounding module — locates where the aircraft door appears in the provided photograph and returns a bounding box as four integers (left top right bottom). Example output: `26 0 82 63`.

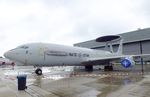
24 50 28 65
38 46 47 61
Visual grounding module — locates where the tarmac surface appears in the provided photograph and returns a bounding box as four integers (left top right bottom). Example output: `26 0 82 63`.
0 65 150 97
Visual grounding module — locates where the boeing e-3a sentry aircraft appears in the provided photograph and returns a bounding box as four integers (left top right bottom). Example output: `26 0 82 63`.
4 35 149 75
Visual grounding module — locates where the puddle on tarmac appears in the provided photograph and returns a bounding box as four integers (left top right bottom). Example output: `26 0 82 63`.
96 75 143 97
97 85 120 97
97 75 143 85
141 81 150 87
140 81 150 96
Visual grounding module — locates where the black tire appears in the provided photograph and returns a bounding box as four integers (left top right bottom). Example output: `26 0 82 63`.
2 62 5 65
104 66 108 71
35 68 42 75
109 66 113 71
85 65 93 72
104 66 113 71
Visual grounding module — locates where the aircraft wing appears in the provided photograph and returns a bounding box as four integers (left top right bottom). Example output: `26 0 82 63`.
130 54 150 58
82 54 150 65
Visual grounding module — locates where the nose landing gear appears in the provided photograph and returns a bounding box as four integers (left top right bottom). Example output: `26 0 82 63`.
35 68 42 75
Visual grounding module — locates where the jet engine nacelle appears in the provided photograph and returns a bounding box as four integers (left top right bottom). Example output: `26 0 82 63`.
0 61 5 65
121 56 135 68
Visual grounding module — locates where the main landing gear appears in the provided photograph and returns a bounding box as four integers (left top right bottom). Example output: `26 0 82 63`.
35 68 42 75
104 65 113 71
85 65 93 72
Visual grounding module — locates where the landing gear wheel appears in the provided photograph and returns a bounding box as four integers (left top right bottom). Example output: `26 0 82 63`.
35 68 42 75
104 66 113 71
85 65 93 72
104 66 109 71
109 66 113 71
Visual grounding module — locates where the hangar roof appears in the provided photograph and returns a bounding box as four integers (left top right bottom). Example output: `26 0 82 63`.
74 28 150 48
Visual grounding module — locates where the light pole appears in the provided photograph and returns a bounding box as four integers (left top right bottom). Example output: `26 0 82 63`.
139 41 144 75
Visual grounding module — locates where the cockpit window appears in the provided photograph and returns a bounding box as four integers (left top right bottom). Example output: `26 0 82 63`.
19 46 29 49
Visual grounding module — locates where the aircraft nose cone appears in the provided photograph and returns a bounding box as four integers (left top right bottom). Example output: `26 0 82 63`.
4 51 8 58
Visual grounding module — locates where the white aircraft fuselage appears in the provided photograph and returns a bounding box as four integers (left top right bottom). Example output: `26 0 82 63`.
4 43 113 66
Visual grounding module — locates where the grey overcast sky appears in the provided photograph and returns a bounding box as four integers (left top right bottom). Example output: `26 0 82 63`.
0 0 150 56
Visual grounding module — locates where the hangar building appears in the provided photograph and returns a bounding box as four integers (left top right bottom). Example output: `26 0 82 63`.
74 28 150 63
